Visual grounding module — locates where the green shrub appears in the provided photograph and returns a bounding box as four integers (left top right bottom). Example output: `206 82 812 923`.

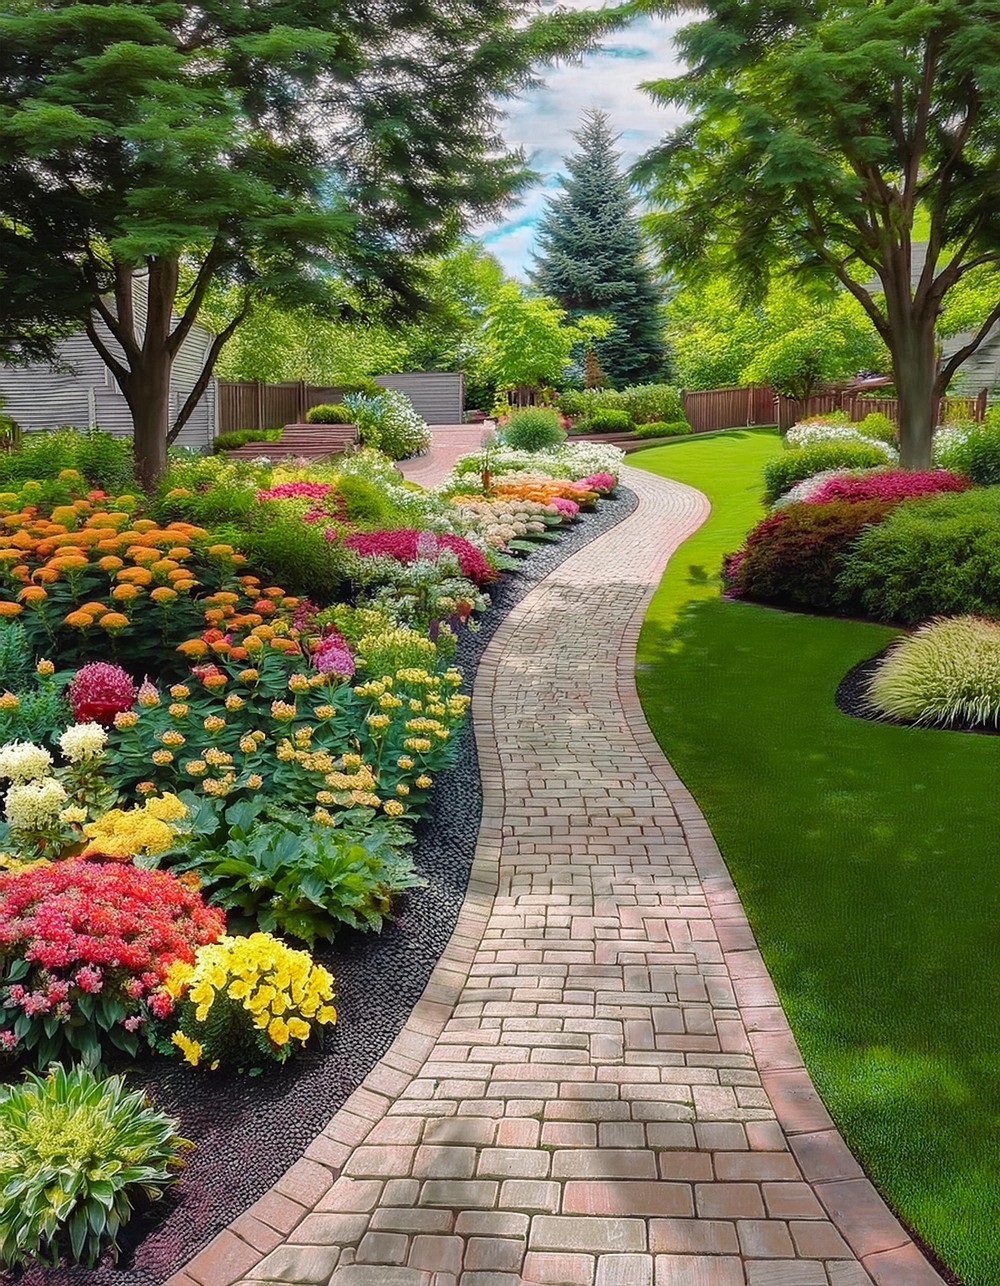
177 805 422 947
0 430 134 492
344 390 430 459
211 428 282 454
341 377 381 397
865 615 1000 728
932 414 1000 484
621 383 685 425
502 408 566 452
763 440 892 503
582 408 633 432
837 487 1000 623
0 1064 189 1269
856 411 896 444
726 499 893 610
633 420 692 440
304 403 352 425
557 388 628 420
332 473 397 527
236 513 356 601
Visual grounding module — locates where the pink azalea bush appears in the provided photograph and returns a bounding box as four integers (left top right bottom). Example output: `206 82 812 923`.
339 529 495 585
806 470 971 506
257 481 335 502
312 629 355 678
550 497 580 518
579 472 616 494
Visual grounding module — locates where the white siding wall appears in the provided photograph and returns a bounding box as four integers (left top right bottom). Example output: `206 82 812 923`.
0 276 216 449
375 372 464 424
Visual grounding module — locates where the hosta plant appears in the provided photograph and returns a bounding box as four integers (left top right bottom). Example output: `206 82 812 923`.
164 932 337 1071
865 616 1000 728
0 1063 189 1268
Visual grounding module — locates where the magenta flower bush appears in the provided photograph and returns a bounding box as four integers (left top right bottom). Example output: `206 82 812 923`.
67 663 137 725
340 529 495 585
579 472 617 494
312 629 355 678
256 482 335 502
806 469 970 506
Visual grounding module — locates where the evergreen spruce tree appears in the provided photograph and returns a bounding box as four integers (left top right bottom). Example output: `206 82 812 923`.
532 110 667 387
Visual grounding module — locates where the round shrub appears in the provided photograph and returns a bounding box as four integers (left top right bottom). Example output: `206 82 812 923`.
932 415 1000 485
725 498 893 610
865 616 1000 728
763 440 897 503
0 859 225 1068
502 408 567 452
620 384 685 425
807 469 971 506
855 411 897 444
0 1063 189 1269
837 487 1000 623
345 390 430 460
304 403 352 425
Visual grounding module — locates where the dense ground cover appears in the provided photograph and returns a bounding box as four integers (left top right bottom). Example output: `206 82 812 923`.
633 429 1000 1286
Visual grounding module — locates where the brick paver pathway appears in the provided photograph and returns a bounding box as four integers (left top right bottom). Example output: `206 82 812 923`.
172 456 942 1286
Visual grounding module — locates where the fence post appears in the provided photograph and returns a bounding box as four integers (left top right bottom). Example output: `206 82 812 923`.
977 388 988 422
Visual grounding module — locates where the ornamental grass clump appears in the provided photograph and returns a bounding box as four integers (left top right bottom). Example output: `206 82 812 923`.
0 860 224 1067
865 616 1000 728
164 933 336 1071
0 1063 189 1268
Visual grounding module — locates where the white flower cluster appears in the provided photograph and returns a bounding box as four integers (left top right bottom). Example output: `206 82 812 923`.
0 740 53 783
785 419 897 461
58 721 108 763
6 776 68 833
445 440 624 487
449 496 558 549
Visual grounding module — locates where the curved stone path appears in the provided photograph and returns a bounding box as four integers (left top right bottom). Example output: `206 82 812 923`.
171 454 943 1286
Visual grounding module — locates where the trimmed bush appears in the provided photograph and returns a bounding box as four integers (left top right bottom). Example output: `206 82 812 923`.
304 403 352 425
502 407 566 452
855 411 897 444
837 487 1000 623
0 1064 188 1268
633 420 692 440
763 440 894 503
0 430 135 493
620 383 685 425
865 616 1000 728
932 414 1000 485
725 499 893 610
807 469 971 506
557 388 628 420
211 428 282 454
582 408 633 432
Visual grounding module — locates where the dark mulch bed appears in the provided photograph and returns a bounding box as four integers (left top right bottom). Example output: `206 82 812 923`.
15 485 638 1286
836 653 1000 738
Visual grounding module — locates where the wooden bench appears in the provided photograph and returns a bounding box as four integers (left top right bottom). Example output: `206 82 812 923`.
225 423 358 460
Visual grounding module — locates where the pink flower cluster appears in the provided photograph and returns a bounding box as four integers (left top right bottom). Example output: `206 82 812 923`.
313 629 355 678
550 497 580 518
256 481 334 502
340 529 495 585
580 472 616 494
807 470 970 506
68 662 137 724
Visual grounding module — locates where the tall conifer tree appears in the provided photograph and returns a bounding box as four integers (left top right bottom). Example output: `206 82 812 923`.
532 110 667 386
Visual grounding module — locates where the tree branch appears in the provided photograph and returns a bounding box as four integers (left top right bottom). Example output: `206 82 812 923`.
84 315 131 386
168 299 251 443
937 295 1000 390
167 237 226 358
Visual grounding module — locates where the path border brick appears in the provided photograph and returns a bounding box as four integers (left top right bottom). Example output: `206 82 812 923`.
168 461 944 1286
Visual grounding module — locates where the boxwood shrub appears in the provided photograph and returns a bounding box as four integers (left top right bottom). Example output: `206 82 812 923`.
763 440 896 503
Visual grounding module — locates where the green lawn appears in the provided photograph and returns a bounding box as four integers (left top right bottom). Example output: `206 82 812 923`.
633 430 1000 1286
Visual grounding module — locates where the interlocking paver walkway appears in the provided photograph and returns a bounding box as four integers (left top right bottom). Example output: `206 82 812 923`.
172 452 942 1286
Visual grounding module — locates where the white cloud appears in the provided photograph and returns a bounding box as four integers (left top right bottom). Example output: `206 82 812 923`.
479 9 688 278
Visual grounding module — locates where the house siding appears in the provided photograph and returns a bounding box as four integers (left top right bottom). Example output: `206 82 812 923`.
0 276 217 449
375 372 464 424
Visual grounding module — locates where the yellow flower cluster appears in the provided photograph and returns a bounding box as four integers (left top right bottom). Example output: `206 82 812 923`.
82 792 187 858
167 933 336 1066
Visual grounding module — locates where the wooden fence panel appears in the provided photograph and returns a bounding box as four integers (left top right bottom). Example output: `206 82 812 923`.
775 391 986 430
682 386 776 433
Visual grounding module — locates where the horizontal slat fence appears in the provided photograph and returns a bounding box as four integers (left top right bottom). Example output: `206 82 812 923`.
218 374 464 434
682 386 988 434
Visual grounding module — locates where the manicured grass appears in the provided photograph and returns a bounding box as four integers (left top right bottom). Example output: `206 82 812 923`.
632 429 1000 1286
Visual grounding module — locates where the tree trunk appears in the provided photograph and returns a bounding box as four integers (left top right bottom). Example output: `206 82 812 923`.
892 318 938 470
127 360 171 490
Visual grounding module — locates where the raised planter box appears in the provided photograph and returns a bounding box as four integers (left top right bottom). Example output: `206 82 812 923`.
225 423 358 460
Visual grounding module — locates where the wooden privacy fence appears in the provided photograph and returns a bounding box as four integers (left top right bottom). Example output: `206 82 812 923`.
218 382 343 433
682 385 989 433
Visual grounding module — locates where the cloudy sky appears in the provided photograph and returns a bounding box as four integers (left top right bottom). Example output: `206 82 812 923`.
479 5 687 279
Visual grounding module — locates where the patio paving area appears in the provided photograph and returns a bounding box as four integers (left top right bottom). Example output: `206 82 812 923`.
170 437 941 1286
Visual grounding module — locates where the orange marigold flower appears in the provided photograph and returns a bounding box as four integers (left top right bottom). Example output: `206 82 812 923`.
207 591 240 606
150 586 177 604
98 555 124 572
242 636 263 654
228 646 248 662
151 559 179 576
112 584 140 601
208 641 231 658
263 587 285 599
253 600 277 616
204 609 225 625
167 547 192 561
98 611 130 632
177 639 209 658
65 608 96 629
132 519 158 534
0 602 23 618
269 638 299 654
207 543 234 557
80 601 109 616
203 671 227 687
169 575 199 591
18 586 47 604
237 668 259 682
116 567 153 585
239 575 260 587
128 546 159 565
31 567 60 584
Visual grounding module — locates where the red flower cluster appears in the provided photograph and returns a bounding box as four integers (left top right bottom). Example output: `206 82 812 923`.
0 860 224 1011
807 469 970 506
68 662 137 724
340 528 495 585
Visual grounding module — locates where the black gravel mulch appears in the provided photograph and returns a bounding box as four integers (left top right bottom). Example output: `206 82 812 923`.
17 485 638 1286
836 652 1000 737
